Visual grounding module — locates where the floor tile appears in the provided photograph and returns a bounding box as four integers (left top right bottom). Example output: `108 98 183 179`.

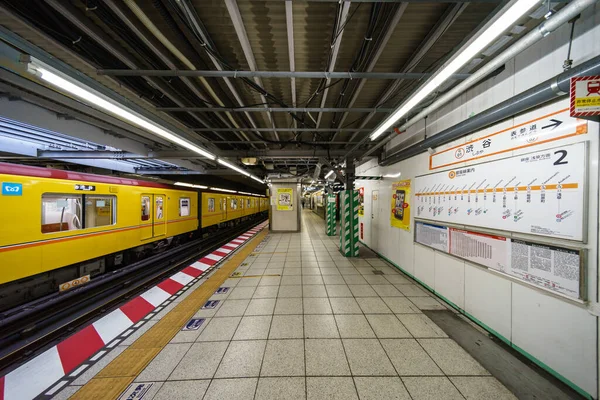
363 275 390 285
278 285 303 298
307 377 358 400
245 298 276 316
169 341 229 380
197 317 242 342
270 315 303 339
348 285 378 297
343 274 368 285
322 275 346 285
395 284 430 297
255 377 306 400
335 315 375 338
237 277 262 287
354 377 411 400
281 276 302 285
382 297 421 314
365 314 411 338
302 275 324 285
325 284 353 297
259 276 281 286
303 298 333 314
215 340 266 378
380 339 443 376
233 316 272 340
408 296 447 310
371 285 403 297
357 297 392 314
136 343 191 382
342 339 396 376
338 268 361 276
305 339 350 376
274 298 303 315
170 317 209 343
304 314 339 338
396 314 447 338
450 377 517 399
418 339 489 375
283 268 303 276
320 268 340 276
330 297 362 314
203 378 258 400
402 377 464 400
228 286 257 300
253 286 279 299
303 285 328 297
215 299 251 317
302 267 321 275
153 380 210 400
261 339 305 376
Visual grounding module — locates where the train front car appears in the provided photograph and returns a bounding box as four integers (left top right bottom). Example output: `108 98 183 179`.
0 163 198 310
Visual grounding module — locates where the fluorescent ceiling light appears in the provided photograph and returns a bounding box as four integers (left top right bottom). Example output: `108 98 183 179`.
250 175 265 184
218 159 250 176
325 170 334 179
210 187 237 193
369 0 541 141
383 172 402 178
30 63 216 160
174 182 208 189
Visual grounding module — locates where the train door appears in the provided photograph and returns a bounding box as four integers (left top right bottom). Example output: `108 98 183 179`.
221 196 227 221
141 194 153 240
154 194 166 237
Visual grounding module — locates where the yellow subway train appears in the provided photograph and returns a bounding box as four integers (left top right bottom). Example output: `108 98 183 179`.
0 162 267 307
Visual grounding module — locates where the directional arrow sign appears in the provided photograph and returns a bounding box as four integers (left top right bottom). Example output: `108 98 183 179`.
542 119 563 130
429 106 588 170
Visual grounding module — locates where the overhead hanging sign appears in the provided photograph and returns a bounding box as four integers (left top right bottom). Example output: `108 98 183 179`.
390 179 411 231
276 188 294 211
570 76 600 117
429 108 587 170
414 221 584 300
415 142 586 241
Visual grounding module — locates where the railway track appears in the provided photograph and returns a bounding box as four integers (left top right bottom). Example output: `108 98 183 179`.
0 218 267 376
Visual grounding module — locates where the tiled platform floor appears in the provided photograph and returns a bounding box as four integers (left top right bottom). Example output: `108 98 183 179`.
80 211 518 399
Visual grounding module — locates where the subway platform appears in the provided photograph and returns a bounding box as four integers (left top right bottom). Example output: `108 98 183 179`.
56 211 524 399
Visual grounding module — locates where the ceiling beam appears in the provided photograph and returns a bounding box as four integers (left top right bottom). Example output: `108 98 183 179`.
345 3 468 150
285 1 297 133
97 70 470 79
224 0 280 142
269 0 497 3
316 1 350 129
191 128 371 132
157 107 392 113
331 3 407 142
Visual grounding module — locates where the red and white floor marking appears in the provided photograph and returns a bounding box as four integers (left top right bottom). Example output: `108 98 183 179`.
0 222 268 400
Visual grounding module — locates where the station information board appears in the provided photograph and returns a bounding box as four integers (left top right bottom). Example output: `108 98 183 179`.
414 143 586 242
415 221 584 300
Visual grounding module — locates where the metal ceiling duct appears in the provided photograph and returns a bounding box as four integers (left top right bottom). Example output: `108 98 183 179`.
380 54 600 166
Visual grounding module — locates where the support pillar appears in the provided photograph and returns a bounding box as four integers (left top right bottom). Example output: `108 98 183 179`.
339 189 359 257
326 194 337 236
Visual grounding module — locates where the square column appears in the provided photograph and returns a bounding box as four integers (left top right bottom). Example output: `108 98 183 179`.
339 190 359 257
326 195 337 236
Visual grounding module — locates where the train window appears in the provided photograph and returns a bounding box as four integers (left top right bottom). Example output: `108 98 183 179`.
240 199 244 209
41 194 83 233
230 199 237 210
141 196 150 221
208 197 215 212
85 195 116 228
155 196 164 220
247 199 251 208
180 197 190 217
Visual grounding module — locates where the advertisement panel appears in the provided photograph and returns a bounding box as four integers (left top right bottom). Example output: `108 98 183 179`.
391 179 411 231
276 188 294 211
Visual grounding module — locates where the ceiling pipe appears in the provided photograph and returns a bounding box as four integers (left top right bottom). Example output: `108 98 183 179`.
102 0 229 144
157 107 393 113
362 0 598 158
380 53 600 166
122 0 256 147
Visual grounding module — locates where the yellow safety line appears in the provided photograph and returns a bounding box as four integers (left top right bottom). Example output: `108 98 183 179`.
71 229 268 400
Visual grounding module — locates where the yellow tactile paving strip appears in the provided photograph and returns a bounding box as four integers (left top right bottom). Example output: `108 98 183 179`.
71 229 268 400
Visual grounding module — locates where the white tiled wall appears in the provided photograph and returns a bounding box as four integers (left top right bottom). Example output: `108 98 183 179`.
357 5 600 398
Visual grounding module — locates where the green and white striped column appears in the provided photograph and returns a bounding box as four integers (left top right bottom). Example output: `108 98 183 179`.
326 195 336 236
339 190 359 257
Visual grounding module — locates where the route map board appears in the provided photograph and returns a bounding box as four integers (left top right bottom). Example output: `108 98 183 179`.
415 142 586 241
414 221 584 299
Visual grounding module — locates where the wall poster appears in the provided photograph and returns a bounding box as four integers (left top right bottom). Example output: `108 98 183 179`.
414 221 584 300
391 179 411 231
358 187 365 216
415 143 586 241
276 188 294 211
